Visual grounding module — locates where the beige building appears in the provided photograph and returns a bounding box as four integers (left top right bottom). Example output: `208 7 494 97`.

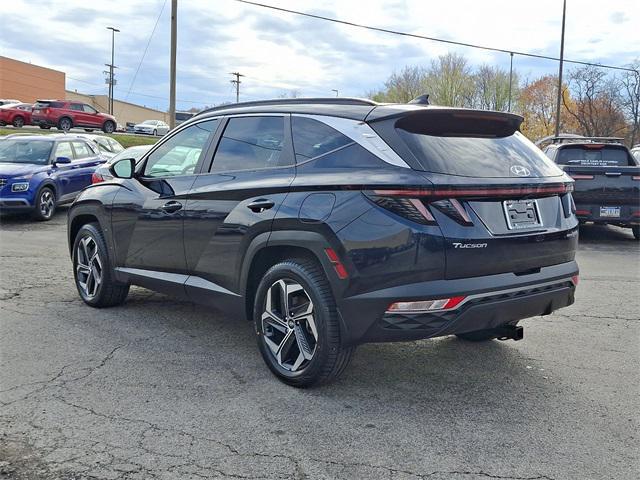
0 56 65 103
65 91 170 126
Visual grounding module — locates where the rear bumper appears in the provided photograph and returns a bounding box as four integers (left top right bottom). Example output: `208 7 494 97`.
338 261 578 344
575 203 640 225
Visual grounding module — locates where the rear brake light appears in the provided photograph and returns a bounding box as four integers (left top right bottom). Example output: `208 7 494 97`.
583 144 605 149
91 172 105 184
571 275 579 286
373 183 573 198
570 174 594 180
367 195 436 225
431 198 473 226
575 209 591 216
387 296 466 313
633 176 640 181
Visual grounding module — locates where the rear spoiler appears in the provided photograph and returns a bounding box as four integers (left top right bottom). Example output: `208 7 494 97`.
536 135 625 147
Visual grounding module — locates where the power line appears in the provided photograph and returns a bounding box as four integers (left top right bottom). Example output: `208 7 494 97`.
234 0 638 74
230 71 245 102
124 0 168 102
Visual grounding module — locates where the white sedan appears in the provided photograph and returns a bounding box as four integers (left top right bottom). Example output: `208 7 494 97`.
133 120 170 136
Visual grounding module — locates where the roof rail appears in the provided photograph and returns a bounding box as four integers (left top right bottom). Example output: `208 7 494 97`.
197 97 378 116
535 134 625 146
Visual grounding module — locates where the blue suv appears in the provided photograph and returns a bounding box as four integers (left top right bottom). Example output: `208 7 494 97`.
0 135 106 220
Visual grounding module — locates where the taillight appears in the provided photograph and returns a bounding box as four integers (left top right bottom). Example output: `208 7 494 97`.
430 198 473 226
632 176 640 181
570 174 594 180
373 182 573 198
387 296 466 313
367 195 436 225
91 172 105 184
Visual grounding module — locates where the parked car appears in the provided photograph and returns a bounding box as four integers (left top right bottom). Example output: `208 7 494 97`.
70 134 125 158
0 135 106 220
0 99 21 107
175 111 195 125
0 103 33 128
68 98 579 387
543 137 640 240
31 100 117 134
133 120 170 136
632 145 640 163
91 144 153 183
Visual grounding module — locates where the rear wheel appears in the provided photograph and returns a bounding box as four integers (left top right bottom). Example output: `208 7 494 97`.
102 121 115 134
58 117 73 131
73 223 129 307
456 329 497 342
32 187 56 221
632 226 640 241
12 116 25 128
254 258 354 387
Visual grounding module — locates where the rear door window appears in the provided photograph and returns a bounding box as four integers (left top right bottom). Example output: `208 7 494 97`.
555 145 635 166
54 142 73 159
72 141 93 159
210 116 287 172
291 117 386 169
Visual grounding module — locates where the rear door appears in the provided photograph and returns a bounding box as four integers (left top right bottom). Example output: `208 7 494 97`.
51 141 76 200
370 109 579 279
69 140 103 192
183 114 295 302
111 119 219 279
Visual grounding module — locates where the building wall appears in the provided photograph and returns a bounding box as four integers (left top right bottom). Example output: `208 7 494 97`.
65 91 169 126
0 56 65 103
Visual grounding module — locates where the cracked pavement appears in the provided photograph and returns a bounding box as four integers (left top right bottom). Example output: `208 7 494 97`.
1 209 639 479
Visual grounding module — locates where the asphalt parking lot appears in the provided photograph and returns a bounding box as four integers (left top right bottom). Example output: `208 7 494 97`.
1 209 638 480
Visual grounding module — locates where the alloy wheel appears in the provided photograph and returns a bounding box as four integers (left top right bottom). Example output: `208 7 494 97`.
261 279 318 372
39 190 54 219
76 236 103 299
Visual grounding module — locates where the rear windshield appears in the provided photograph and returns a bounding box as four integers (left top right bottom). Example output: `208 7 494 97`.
391 112 563 178
34 101 64 109
556 145 635 167
0 140 53 164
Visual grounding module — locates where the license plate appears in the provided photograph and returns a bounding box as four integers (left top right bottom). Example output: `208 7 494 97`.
503 199 542 230
599 206 620 218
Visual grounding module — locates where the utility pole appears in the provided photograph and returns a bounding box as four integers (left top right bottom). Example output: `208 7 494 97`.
554 0 567 137
169 0 177 129
507 52 513 112
332 89 339 97
230 72 244 103
106 26 119 115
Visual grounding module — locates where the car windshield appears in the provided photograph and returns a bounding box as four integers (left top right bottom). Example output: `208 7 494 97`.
110 145 152 164
556 145 635 167
0 140 53 165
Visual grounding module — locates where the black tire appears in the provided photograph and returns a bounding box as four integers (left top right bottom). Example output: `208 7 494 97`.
456 329 497 342
632 226 640 241
58 117 73 131
102 121 115 134
32 186 56 221
12 116 25 128
153 129 157 136
254 258 354 387
39 125 51 130
72 223 129 307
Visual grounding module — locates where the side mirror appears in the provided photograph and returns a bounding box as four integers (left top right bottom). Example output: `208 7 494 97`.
54 156 71 165
110 157 136 179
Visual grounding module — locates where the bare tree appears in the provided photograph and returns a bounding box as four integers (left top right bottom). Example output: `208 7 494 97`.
367 65 427 103
426 53 475 107
473 64 516 111
620 60 640 146
563 65 626 137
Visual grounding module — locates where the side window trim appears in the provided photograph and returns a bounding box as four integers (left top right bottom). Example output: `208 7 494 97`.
138 118 220 179
204 114 294 174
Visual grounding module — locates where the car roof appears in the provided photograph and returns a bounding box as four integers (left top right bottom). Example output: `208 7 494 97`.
194 97 524 124
1 134 92 142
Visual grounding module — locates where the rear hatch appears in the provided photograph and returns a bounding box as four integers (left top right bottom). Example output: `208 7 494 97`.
554 144 640 219
369 108 578 279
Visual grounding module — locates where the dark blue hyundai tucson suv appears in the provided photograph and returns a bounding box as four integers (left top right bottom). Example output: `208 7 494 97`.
67 98 579 386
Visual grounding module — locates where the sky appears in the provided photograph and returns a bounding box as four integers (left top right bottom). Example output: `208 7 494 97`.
1 0 638 112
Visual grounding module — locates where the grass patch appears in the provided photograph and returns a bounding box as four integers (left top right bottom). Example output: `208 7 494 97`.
0 128 159 149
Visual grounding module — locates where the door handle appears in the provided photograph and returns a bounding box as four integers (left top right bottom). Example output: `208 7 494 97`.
247 199 275 213
161 201 183 213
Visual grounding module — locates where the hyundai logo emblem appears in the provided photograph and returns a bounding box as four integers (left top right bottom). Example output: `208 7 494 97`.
510 165 531 177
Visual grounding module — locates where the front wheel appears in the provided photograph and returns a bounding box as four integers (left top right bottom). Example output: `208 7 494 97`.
254 258 354 387
102 121 115 134
73 223 129 307
12 116 25 128
632 226 639 241
32 187 56 221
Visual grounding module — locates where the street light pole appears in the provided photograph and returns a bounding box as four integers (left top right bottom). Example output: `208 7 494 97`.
554 0 567 137
106 26 120 115
169 0 177 129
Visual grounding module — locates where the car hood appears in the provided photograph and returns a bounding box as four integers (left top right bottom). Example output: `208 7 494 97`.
0 162 46 178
